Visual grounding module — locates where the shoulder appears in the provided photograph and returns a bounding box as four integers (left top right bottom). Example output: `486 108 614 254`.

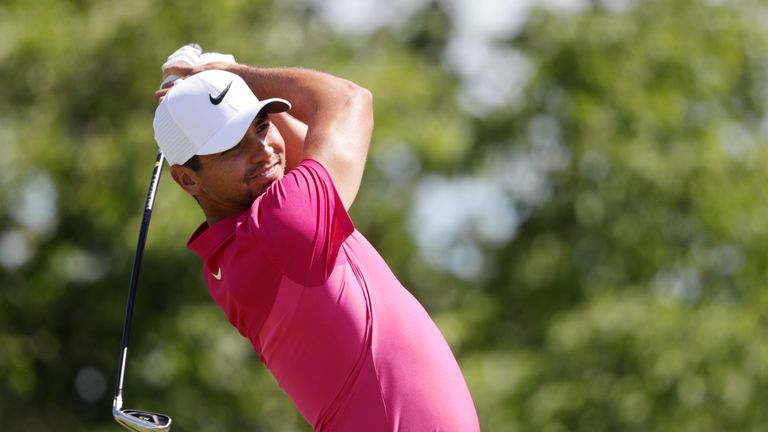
253 158 342 218
240 158 352 241
278 158 336 190
235 158 353 282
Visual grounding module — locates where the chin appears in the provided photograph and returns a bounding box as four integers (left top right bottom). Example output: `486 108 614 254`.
247 180 276 202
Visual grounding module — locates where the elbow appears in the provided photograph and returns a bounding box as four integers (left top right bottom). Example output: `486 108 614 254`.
341 80 372 109
354 84 373 108
347 83 374 128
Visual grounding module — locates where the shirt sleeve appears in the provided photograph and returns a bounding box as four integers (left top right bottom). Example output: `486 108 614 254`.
244 159 354 286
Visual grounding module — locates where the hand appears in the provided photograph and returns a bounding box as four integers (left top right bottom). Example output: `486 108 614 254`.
157 43 202 99
155 60 239 103
155 47 238 103
154 86 172 103
161 43 201 76
199 52 236 65
163 50 237 81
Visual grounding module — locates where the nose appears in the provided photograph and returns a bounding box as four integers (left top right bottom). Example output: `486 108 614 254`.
247 137 275 164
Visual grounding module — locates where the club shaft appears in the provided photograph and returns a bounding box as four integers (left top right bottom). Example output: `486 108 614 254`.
114 151 165 400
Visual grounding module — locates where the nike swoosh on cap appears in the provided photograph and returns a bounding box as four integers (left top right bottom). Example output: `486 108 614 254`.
209 81 232 105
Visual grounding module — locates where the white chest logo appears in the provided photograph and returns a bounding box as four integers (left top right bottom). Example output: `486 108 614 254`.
211 267 222 280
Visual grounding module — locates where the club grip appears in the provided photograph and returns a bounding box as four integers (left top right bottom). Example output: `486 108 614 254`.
159 74 180 90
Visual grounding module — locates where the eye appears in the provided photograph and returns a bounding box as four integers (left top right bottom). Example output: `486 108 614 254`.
256 122 270 135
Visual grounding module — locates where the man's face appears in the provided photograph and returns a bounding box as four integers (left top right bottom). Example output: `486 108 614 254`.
184 113 287 214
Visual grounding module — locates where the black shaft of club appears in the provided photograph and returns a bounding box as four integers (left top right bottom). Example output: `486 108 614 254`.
114 151 165 401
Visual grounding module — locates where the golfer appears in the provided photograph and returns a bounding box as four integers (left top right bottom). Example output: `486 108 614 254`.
153 47 480 431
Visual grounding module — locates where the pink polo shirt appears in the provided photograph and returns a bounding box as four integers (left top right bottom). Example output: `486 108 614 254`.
188 159 479 431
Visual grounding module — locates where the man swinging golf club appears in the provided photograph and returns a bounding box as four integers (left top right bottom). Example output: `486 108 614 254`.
153 45 480 431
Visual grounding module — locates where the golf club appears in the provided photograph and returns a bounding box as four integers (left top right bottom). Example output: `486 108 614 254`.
112 45 198 431
112 150 172 432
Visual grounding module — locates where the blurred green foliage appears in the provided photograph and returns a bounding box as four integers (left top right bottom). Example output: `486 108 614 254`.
2 0 768 430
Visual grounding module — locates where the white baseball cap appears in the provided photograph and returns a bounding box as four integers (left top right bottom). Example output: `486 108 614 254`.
153 69 291 165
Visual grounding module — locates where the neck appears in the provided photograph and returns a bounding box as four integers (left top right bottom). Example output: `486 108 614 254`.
205 213 227 227
199 200 246 227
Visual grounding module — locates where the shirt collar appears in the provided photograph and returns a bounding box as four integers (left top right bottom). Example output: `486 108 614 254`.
187 212 240 260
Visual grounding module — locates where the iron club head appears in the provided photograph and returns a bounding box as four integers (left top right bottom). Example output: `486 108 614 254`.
113 396 172 432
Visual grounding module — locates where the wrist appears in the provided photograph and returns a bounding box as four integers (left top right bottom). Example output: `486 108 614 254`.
226 63 263 94
225 62 251 76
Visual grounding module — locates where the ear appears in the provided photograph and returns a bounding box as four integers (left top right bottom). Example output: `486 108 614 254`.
170 165 200 196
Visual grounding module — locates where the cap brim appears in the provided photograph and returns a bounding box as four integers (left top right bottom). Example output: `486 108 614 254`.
196 98 292 156
259 98 291 115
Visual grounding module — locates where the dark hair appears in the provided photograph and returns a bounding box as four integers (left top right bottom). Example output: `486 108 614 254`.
184 155 202 171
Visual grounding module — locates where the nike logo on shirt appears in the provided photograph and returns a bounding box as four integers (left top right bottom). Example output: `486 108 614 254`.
211 267 222 280
209 81 232 105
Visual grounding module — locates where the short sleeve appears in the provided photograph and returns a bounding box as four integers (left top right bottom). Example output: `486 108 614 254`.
244 159 354 285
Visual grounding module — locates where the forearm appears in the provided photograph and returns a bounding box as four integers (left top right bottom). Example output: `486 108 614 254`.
222 62 373 210
271 112 307 171
226 64 369 128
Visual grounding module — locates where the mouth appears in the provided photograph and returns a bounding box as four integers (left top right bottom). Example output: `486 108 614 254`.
246 159 281 183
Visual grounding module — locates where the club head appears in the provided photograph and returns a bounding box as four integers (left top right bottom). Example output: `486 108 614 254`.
113 406 172 432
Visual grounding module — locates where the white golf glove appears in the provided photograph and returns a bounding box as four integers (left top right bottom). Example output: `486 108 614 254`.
161 43 202 72
160 44 237 89
199 52 237 65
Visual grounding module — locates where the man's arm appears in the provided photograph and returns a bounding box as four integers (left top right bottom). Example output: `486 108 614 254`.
271 112 307 172
233 65 373 211
162 63 373 210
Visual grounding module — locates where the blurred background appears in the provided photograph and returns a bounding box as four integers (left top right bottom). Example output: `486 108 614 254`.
3 0 768 430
